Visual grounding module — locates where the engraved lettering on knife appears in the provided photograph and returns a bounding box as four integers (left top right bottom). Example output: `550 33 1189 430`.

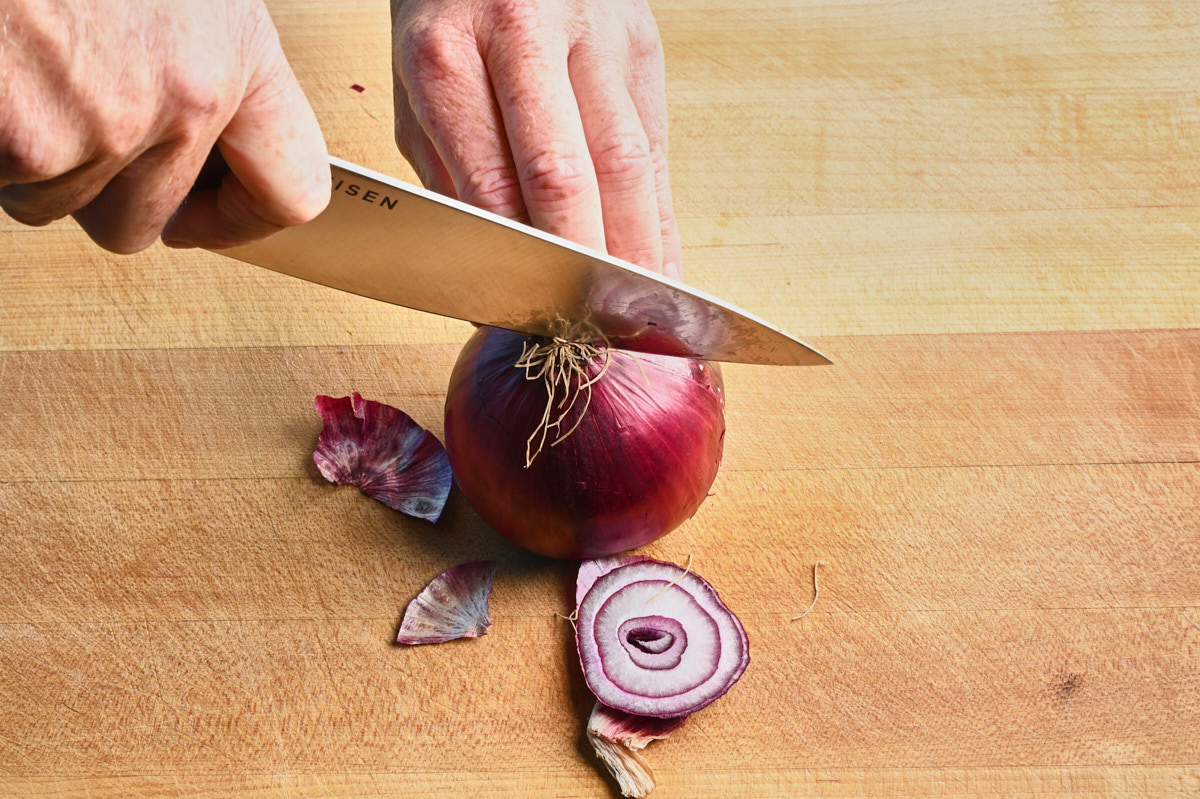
332 179 398 210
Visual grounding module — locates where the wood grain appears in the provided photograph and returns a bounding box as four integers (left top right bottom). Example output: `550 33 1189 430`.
0 331 1194 484
2 331 1197 796
3 0 1198 352
2 0 1199 796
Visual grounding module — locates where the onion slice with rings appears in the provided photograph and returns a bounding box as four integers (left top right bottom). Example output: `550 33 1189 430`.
575 557 749 718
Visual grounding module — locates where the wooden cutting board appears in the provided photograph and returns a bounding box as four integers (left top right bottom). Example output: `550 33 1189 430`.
2 1 1198 796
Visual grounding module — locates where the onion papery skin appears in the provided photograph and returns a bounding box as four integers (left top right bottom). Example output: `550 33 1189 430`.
444 326 725 559
576 558 749 718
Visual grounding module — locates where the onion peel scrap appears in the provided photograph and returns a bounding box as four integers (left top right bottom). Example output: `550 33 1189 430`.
313 393 452 522
586 701 687 798
396 561 496 645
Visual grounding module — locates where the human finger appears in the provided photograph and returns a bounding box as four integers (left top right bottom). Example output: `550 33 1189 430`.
622 11 683 279
648 159 683 281
480 13 606 251
72 138 213 254
392 75 456 198
162 39 329 249
0 98 131 226
0 159 121 228
568 45 661 273
394 13 525 220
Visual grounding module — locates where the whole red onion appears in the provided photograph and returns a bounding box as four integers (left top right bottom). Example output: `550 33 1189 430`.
443 326 725 558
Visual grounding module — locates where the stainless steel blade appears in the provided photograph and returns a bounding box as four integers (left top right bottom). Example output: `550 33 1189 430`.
215 157 830 366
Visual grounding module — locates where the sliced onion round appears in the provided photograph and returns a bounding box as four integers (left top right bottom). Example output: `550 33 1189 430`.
576 558 749 718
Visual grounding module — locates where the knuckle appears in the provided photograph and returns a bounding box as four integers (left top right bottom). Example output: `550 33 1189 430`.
590 131 654 185
518 147 594 206
458 163 523 215
625 9 665 64
90 119 144 165
0 132 71 184
480 0 541 38
399 18 471 82
170 73 228 124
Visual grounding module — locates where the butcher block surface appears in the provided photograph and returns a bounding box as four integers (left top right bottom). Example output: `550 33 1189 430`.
2 1 1198 796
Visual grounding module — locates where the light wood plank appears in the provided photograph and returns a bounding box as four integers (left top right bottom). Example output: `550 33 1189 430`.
0 331 1194 485
3 462 1197 624
4 205 1199 352
3 0 1200 795
2 609 1197 782
5 0 1199 352
4 766 1200 798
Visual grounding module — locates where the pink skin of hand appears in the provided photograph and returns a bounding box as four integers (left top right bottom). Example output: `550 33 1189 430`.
391 0 684 279
1 0 678 276
0 0 330 254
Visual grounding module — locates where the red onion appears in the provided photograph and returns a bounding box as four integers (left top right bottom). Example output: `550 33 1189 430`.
443 326 725 558
575 557 749 718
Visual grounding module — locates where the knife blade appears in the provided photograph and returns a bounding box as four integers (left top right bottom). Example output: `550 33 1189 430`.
214 157 830 366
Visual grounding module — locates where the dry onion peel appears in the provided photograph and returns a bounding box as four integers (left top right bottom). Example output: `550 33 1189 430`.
395 561 496 645
586 701 687 798
575 557 749 719
313 393 452 522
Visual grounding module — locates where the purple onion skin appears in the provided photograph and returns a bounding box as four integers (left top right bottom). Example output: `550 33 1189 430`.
444 326 726 559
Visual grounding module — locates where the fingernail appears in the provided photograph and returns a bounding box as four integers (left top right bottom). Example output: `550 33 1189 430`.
162 238 196 249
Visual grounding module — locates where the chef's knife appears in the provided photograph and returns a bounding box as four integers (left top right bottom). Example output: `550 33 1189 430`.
214 157 830 366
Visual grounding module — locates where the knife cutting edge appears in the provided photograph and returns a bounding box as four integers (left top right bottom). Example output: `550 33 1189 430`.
214 156 831 367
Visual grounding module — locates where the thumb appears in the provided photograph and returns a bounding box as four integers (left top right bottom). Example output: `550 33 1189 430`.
163 38 330 249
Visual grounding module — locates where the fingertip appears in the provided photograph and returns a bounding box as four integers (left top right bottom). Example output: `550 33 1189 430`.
160 146 333 252
159 180 276 250
281 162 333 227
662 258 683 282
